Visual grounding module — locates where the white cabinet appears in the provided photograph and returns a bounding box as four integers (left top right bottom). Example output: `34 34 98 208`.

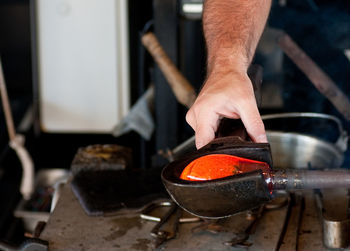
35 0 129 133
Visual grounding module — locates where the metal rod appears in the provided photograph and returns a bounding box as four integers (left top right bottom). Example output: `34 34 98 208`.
277 33 350 121
273 170 350 190
150 203 177 238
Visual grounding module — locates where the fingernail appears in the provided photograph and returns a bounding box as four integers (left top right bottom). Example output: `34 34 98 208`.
257 134 268 143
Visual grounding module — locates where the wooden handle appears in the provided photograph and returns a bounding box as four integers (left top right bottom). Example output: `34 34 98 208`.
142 32 197 109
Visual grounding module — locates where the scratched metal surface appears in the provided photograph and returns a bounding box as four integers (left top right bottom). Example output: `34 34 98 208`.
41 183 152 251
40 184 285 251
40 184 350 251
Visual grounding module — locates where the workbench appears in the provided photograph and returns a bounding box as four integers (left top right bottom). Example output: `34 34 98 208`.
40 183 344 251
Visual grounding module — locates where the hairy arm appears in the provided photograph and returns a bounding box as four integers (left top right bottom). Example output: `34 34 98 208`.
204 0 271 74
186 0 272 149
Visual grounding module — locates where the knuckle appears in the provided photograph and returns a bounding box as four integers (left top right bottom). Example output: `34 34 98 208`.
185 110 193 123
185 110 196 129
233 93 255 108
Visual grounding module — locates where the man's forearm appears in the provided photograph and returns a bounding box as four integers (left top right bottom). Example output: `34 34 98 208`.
203 0 272 74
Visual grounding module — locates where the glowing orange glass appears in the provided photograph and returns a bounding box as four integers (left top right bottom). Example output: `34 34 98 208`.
180 154 270 181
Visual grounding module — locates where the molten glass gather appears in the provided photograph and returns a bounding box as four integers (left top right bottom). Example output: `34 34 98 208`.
180 154 270 181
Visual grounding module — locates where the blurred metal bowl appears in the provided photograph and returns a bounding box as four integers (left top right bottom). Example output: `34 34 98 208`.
263 113 348 169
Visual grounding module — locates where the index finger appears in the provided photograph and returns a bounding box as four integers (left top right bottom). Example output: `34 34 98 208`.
194 111 220 149
238 101 267 143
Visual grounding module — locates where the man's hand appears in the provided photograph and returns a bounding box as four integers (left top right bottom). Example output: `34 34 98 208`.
186 0 271 149
186 69 267 149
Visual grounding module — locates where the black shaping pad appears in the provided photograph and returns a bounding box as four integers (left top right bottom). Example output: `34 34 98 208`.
71 167 167 216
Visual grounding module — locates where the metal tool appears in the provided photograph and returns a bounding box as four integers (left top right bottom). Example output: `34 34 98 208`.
189 195 287 248
224 206 265 247
162 135 350 219
161 136 272 219
140 200 200 247
141 200 200 223
149 202 178 243
189 209 263 248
